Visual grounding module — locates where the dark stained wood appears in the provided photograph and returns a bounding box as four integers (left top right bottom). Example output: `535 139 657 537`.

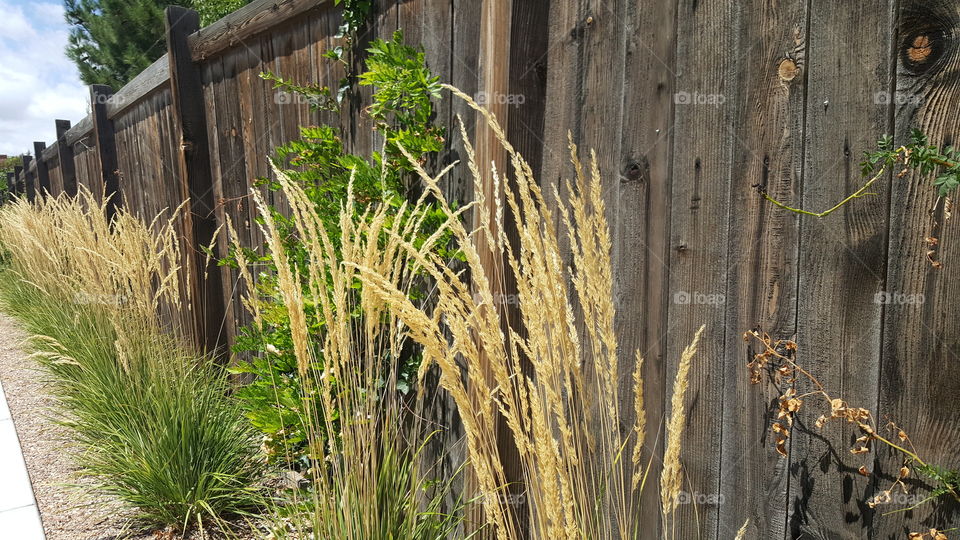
165 6 228 356
445 0 481 206
21 155 34 201
13 165 23 198
33 141 56 195
55 120 78 196
189 0 334 61
875 0 960 534
91 84 121 218
5 172 13 199
400 4 471 536
208 47 250 350
789 1 896 537
46 153 63 196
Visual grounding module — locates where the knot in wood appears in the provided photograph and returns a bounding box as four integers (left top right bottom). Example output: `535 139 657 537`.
908 35 933 63
777 58 798 82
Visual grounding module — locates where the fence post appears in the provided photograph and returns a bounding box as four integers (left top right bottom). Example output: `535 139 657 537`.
165 6 227 357
55 120 78 196
33 142 50 196
5 172 14 200
90 85 121 219
21 154 34 202
13 165 22 200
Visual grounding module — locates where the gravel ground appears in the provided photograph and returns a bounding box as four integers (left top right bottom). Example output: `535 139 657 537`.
0 312 155 539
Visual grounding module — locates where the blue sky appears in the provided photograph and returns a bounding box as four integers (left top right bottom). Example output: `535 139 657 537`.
0 0 87 156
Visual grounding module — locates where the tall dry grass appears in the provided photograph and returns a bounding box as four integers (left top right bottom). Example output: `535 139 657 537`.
230 78 704 537
325 86 707 539
0 188 262 531
0 188 186 341
238 164 464 538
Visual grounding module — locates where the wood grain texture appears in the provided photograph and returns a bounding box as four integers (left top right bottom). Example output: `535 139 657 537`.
665 0 743 536
789 1 896 538
63 115 93 147
189 0 334 61
46 153 63 196
875 0 960 536
616 0 679 533
90 84 121 218
12 2 960 537
467 2 514 537
717 1 807 538
106 55 169 119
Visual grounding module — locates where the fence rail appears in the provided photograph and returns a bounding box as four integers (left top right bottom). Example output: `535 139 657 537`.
7 0 960 538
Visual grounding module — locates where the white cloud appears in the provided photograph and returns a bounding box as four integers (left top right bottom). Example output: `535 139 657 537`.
0 0 87 156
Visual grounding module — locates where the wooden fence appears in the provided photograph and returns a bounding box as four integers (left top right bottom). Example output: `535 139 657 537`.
7 0 960 537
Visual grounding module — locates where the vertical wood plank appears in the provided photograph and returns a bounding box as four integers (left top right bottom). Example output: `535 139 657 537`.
447 0 481 204
615 0 680 532
165 6 228 356
664 0 745 537
718 1 808 538
466 1 515 536
55 120 78 196
875 0 960 535
211 49 251 352
789 0 896 537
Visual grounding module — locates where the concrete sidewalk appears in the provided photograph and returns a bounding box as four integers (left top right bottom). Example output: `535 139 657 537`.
0 378 45 539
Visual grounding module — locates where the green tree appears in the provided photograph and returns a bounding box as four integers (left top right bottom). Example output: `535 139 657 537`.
0 156 22 194
64 0 248 87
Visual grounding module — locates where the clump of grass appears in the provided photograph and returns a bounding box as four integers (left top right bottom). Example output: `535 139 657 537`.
0 189 263 532
238 163 464 539
340 84 706 539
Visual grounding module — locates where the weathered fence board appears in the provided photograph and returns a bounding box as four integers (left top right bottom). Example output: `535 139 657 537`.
790 2 895 538
15 0 960 537
877 0 960 535
716 1 806 537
